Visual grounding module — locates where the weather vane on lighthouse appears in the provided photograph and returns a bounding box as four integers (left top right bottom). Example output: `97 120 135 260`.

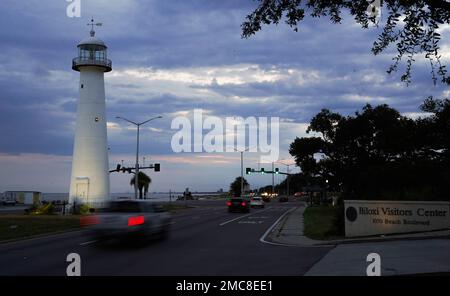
87 18 102 37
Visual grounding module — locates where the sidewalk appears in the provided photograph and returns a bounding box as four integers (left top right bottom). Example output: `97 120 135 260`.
305 238 450 276
266 204 450 275
266 204 450 247
265 205 324 246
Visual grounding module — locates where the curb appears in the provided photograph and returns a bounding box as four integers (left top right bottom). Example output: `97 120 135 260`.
260 207 298 247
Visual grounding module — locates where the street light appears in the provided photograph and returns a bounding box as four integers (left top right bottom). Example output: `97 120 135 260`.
233 147 251 197
116 115 162 199
277 159 295 197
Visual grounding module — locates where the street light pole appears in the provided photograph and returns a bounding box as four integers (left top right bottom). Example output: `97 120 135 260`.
116 115 162 200
234 147 251 197
135 124 140 200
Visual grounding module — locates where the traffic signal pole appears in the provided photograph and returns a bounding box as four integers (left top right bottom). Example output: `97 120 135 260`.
109 164 160 174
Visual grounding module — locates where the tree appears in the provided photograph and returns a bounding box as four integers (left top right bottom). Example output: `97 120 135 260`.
289 101 450 201
130 172 152 199
242 0 450 85
229 177 249 196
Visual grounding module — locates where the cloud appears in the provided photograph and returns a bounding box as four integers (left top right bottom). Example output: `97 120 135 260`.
0 1 448 192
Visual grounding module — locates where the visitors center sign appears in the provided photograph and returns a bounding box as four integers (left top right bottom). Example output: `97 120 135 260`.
344 200 450 237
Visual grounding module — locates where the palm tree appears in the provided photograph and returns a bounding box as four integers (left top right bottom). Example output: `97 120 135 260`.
229 176 249 197
130 171 152 199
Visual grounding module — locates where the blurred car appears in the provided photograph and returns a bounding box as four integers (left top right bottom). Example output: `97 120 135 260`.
226 197 250 213
294 192 307 198
250 196 265 208
81 200 172 242
278 196 289 202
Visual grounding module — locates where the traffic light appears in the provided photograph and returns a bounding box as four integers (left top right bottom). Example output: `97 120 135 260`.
246 167 252 175
122 167 126 173
275 168 279 174
127 168 132 174
261 168 265 174
154 163 160 172
116 164 121 171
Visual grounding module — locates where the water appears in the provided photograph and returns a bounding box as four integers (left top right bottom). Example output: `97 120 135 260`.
41 192 223 203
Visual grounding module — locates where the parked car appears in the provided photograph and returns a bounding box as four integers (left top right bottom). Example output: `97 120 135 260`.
226 197 250 213
81 200 172 242
250 196 265 208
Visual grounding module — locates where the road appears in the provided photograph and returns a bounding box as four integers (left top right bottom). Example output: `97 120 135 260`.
0 200 332 276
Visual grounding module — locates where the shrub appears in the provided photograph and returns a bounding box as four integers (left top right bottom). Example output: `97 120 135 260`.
31 203 54 215
73 203 91 215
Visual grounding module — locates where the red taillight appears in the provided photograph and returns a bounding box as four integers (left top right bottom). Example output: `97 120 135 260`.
226 201 232 207
241 202 246 206
80 215 99 227
128 216 145 226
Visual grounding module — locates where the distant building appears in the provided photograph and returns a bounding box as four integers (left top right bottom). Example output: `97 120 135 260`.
1 191 41 205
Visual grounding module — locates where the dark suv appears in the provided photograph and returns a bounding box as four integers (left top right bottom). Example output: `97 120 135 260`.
226 197 250 213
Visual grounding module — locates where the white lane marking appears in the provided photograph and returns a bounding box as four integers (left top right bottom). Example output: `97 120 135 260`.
259 207 296 245
79 240 97 246
219 208 271 226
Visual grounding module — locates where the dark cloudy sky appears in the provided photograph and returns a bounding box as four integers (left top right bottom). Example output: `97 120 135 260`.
0 0 448 193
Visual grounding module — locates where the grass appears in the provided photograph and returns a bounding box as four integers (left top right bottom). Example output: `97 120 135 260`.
0 215 81 242
303 205 343 240
162 203 193 213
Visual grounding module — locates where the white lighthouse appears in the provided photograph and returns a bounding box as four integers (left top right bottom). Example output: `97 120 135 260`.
69 20 112 208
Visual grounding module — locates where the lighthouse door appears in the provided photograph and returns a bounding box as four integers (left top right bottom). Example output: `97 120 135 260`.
76 183 88 199
75 177 89 202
